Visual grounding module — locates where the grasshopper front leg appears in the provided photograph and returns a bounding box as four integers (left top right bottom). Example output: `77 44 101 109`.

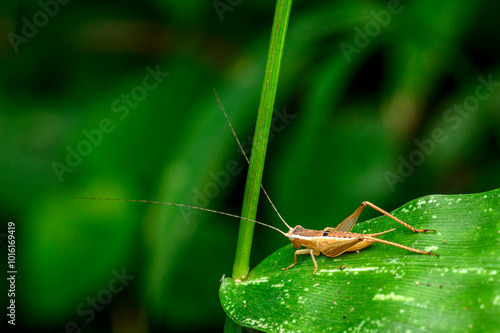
286 248 320 275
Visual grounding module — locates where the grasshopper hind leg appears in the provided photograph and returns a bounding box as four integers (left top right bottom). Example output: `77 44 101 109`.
362 201 436 233
334 201 436 234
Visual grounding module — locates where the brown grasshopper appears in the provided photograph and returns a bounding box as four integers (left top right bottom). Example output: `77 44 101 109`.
79 90 438 275
283 201 437 275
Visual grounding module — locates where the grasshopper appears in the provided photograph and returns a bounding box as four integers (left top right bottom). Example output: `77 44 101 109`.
79 90 438 275
282 202 437 275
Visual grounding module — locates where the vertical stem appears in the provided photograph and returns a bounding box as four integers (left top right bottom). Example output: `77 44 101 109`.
223 1 293 330
223 316 242 333
231 0 293 280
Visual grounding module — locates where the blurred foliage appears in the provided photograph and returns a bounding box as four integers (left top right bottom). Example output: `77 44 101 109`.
0 0 499 332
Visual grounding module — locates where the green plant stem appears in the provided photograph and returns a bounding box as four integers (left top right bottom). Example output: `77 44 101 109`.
223 316 242 333
231 0 293 281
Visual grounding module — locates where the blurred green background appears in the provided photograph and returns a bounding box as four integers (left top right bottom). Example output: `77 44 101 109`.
1 0 499 332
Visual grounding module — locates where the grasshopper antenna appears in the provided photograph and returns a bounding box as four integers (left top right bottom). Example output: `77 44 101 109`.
213 88 293 231
75 197 289 237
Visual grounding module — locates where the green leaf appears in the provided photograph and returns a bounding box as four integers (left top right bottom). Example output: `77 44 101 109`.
220 188 500 332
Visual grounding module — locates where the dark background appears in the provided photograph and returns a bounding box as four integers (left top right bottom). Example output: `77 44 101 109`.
1 0 499 332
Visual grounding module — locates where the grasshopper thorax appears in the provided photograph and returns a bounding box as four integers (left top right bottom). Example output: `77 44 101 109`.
287 225 305 249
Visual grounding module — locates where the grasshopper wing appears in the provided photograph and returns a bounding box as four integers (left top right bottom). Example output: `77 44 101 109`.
331 204 365 232
321 237 364 257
